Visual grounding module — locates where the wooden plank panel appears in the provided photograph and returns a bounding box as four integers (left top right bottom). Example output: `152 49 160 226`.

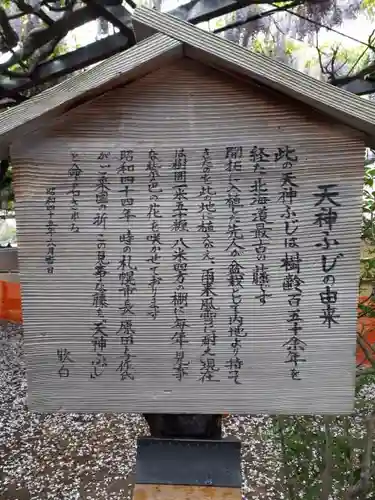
132 7 375 147
12 60 364 414
0 33 182 159
133 484 241 500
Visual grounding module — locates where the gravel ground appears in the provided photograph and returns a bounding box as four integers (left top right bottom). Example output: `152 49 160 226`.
0 323 281 500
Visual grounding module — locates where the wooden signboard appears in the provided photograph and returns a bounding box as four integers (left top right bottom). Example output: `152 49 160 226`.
12 59 363 414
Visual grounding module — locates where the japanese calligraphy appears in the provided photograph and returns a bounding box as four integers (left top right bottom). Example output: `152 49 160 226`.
314 184 342 328
16 130 364 417
277 146 306 381
116 150 137 380
67 152 83 233
45 186 57 274
57 348 74 378
250 145 273 305
198 148 219 382
146 149 163 320
91 153 111 379
171 148 190 380
224 146 247 384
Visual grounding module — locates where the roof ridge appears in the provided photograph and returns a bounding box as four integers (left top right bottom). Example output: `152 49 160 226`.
132 6 375 147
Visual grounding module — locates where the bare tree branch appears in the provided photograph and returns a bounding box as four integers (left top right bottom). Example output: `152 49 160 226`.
346 29 375 78
320 417 333 500
315 35 334 80
0 4 97 73
15 0 54 26
42 0 77 12
213 0 303 35
27 1 78 71
0 7 19 51
277 417 297 500
315 33 348 82
345 414 375 499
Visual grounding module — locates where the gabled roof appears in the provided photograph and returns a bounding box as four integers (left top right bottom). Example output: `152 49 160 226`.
0 32 182 160
1 6 375 160
133 7 375 147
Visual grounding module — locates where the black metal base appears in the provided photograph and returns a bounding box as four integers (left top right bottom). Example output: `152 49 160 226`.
135 437 241 487
143 414 222 439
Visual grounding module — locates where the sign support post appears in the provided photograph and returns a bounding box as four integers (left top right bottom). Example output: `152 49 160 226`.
133 414 242 500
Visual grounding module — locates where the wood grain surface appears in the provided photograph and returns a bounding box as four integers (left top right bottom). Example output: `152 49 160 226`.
133 485 241 500
133 6 375 147
12 60 364 414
